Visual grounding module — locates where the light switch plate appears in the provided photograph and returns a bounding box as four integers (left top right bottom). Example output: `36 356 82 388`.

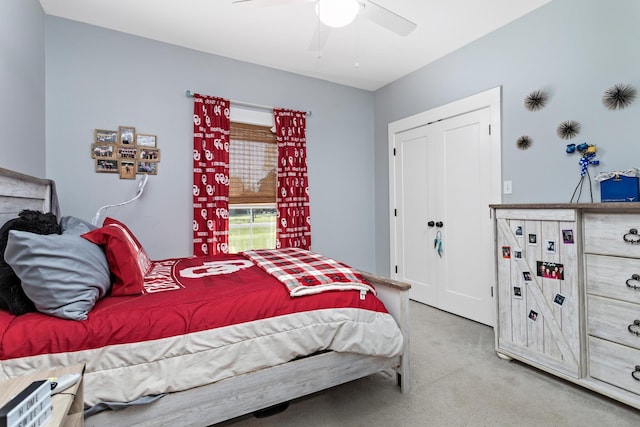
503 180 513 194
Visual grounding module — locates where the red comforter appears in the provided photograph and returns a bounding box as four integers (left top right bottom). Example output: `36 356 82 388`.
0 254 389 360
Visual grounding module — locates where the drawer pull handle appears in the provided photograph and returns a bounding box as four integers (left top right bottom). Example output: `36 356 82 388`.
623 228 640 244
633 366 640 381
627 274 640 290
628 320 640 336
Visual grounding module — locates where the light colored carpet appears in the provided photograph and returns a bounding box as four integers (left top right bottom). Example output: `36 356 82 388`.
219 301 640 426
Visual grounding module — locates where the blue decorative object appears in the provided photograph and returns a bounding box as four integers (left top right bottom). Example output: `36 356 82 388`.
596 169 640 202
434 231 443 258
577 142 589 152
579 154 599 177
567 142 600 203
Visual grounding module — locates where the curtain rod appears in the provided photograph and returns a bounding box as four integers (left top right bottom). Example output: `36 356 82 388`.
185 90 311 116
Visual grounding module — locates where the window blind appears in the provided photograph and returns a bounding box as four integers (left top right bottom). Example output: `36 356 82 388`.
229 122 277 204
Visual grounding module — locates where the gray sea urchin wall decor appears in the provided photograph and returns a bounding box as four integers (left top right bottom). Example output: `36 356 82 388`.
556 120 581 140
516 135 532 150
602 83 636 110
524 90 548 111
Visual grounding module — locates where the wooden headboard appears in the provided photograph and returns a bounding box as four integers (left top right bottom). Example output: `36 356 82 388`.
0 167 57 228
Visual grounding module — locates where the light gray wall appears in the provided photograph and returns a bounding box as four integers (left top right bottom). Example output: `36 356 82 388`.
0 0 45 177
45 17 376 270
14 0 639 277
374 0 640 274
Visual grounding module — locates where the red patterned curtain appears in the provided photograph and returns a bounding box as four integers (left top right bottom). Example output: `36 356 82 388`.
274 109 311 249
193 94 230 256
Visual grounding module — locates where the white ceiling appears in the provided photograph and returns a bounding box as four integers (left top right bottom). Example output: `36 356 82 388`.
39 0 552 91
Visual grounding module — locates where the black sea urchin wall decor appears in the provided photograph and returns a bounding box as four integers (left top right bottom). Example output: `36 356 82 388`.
516 135 532 150
524 90 548 111
602 83 636 110
557 120 581 140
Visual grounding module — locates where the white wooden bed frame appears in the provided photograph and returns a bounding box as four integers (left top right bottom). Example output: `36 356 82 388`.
0 166 411 426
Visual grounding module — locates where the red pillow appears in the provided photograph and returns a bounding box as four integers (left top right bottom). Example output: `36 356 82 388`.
82 217 152 296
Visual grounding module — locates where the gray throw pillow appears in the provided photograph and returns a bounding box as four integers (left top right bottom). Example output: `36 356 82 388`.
59 215 98 235
4 220 111 320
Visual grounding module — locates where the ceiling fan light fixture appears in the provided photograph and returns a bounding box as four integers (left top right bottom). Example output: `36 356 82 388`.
315 0 359 28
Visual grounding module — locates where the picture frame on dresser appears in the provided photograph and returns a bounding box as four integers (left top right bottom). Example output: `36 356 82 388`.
562 229 574 244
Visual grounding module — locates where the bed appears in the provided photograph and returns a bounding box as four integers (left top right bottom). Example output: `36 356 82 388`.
0 166 410 426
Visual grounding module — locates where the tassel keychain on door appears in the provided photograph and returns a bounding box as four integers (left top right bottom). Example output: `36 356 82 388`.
434 230 443 257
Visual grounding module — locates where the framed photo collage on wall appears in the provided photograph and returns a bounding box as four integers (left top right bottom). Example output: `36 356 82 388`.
92 126 160 179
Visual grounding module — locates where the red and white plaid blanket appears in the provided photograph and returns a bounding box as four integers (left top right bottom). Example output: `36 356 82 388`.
242 248 376 297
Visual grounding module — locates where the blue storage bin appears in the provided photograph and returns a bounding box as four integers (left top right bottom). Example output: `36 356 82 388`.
600 174 640 202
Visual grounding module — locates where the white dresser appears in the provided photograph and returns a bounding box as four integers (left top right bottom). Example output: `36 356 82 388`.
493 203 640 410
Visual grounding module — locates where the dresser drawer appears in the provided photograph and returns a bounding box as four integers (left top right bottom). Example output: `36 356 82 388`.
589 336 640 396
588 295 640 350
584 213 640 258
586 254 640 304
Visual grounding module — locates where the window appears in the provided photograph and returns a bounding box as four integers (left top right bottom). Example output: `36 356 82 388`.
228 122 277 253
228 205 277 252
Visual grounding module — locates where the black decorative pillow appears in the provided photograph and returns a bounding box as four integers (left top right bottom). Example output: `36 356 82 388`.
0 210 61 315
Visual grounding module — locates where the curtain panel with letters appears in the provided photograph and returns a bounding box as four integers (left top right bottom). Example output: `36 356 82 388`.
273 109 311 250
192 94 230 256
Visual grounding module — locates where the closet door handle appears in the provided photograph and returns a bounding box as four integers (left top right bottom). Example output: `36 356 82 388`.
428 221 435 227
626 274 640 290
435 221 444 228
632 366 640 381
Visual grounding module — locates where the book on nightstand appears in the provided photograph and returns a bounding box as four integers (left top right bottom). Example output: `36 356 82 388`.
0 380 52 427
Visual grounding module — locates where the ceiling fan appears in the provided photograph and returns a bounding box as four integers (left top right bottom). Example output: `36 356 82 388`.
232 0 417 51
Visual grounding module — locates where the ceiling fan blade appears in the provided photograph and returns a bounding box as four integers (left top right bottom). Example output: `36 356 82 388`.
232 0 312 8
308 22 331 51
362 0 417 36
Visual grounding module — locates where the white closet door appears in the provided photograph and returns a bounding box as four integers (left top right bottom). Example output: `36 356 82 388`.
393 107 495 326
434 108 494 325
394 124 438 306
